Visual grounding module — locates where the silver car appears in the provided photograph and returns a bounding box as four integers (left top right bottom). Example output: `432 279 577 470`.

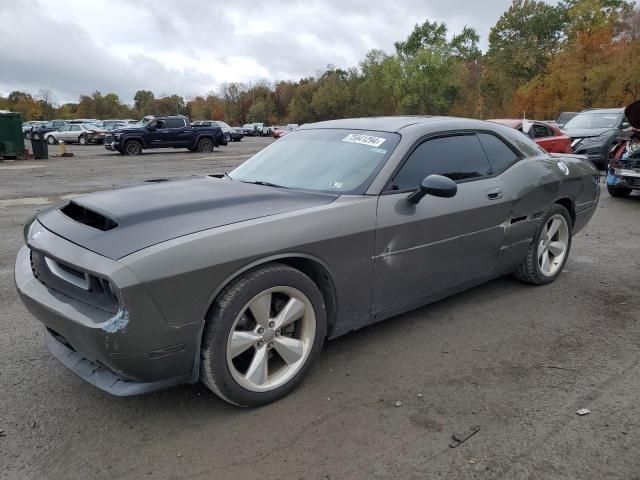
44 124 107 145
15 116 599 407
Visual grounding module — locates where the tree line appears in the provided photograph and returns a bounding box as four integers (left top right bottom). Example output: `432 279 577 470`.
2 0 638 125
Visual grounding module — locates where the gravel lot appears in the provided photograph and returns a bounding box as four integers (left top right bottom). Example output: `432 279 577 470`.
1 138 639 479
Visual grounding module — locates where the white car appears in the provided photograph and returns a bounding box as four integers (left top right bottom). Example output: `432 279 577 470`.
44 124 107 145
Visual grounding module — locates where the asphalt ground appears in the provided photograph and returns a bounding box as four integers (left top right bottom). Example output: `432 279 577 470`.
1 137 639 479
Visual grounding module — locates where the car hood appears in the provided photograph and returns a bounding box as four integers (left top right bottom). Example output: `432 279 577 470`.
37 176 338 259
109 127 144 134
561 127 615 138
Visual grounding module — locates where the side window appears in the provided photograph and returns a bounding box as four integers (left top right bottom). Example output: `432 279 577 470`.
166 118 186 128
477 133 519 174
155 120 166 129
71 125 80 131
391 135 493 190
533 124 551 138
60 126 70 131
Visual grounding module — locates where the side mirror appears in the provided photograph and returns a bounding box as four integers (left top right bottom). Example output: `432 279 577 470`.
622 121 631 129
407 174 457 204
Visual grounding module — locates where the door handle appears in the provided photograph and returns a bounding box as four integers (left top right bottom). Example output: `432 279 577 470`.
486 188 502 200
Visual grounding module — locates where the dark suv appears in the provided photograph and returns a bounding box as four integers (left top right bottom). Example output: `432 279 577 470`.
562 108 633 169
104 116 226 155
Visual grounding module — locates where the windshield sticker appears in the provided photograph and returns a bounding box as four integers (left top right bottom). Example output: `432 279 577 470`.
342 134 386 148
330 181 344 189
370 147 387 154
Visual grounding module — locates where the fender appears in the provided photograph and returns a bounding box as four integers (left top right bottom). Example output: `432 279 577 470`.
187 252 338 384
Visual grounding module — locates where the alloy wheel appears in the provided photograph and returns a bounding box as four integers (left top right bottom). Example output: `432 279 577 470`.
538 214 569 277
226 286 316 392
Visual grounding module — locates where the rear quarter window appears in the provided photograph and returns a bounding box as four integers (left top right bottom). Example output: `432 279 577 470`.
478 133 520 174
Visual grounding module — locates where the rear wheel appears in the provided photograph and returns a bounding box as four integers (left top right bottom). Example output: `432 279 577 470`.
197 137 214 152
47 135 57 145
513 204 572 285
200 264 326 407
123 140 142 155
607 186 632 198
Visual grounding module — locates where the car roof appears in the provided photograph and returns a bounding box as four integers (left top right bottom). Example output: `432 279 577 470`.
488 119 523 128
299 116 501 133
579 108 624 114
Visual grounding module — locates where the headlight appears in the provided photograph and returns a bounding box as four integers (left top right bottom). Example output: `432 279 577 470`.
581 135 607 145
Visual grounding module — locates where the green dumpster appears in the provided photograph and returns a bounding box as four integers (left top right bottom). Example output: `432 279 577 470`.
0 112 24 159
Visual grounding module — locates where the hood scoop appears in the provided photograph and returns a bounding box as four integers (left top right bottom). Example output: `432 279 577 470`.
60 202 118 231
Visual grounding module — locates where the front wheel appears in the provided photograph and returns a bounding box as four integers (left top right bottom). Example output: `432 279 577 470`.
200 264 326 407
607 186 632 198
123 140 142 155
79 135 87 145
25 131 32 140
197 137 214 152
47 135 56 145
513 204 572 285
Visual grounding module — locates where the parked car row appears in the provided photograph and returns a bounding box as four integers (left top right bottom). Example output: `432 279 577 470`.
193 120 244 142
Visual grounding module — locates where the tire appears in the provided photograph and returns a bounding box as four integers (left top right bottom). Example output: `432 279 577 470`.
25 131 32 140
46 135 56 145
200 263 327 407
513 204 572 285
79 135 87 145
123 140 142 155
607 186 632 198
197 137 214 153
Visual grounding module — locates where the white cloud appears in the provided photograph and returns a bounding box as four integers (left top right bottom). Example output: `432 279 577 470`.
0 0 557 104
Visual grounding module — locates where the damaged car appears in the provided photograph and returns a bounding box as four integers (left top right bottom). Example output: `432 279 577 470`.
15 116 599 407
607 99 640 197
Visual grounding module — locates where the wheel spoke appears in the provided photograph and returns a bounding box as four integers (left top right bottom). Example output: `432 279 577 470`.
229 331 260 358
249 293 271 327
245 347 268 386
538 241 546 259
273 336 304 365
547 218 561 239
275 297 306 330
548 241 565 257
541 250 551 273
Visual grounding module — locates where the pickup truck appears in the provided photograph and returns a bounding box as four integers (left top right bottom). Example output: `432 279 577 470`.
104 115 227 155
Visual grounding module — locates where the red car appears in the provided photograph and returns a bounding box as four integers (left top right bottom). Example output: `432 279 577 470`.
489 119 572 154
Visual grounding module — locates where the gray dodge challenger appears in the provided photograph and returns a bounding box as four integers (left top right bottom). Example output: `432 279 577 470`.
15 116 599 406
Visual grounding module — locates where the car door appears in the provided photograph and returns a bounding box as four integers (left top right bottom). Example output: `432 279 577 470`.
52 125 67 141
373 133 512 315
70 125 83 142
148 119 170 146
166 117 191 147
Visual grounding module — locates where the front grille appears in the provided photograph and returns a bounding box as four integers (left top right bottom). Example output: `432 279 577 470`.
30 249 119 313
629 177 640 187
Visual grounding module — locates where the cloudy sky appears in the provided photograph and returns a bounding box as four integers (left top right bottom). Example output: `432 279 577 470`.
0 0 557 104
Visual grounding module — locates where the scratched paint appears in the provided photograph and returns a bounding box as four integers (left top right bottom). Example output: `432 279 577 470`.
102 308 130 333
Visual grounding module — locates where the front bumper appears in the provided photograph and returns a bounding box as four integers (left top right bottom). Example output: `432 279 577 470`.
572 140 610 167
14 223 201 395
104 137 122 151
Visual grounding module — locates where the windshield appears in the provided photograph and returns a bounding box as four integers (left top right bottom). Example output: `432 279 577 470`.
229 129 401 194
564 112 621 129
